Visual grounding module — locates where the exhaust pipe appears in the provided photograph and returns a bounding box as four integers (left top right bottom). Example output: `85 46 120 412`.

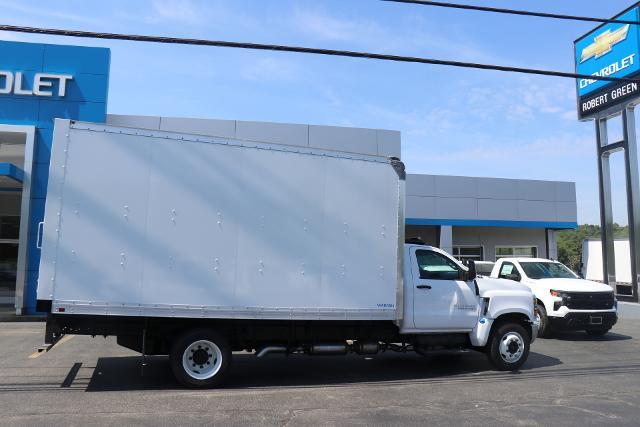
353 342 380 355
308 343 348 355
257 342 378 357
256 346 288 358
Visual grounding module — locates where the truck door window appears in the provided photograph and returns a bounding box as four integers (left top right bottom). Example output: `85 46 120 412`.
415 250 461 280
498 262 520 281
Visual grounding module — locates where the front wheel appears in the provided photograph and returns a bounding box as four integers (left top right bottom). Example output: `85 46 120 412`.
486 322 530 371
170 329 232 388
535 303 550 338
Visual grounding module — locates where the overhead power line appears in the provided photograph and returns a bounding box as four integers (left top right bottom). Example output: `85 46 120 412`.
382 0 640 26
0 24 637 85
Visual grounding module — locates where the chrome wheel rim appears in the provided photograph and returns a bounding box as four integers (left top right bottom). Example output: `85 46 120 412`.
499 331 525 364
182 339 223 380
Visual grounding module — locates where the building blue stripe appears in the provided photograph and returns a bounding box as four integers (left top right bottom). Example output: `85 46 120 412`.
405 218 578 229
0 162 24 183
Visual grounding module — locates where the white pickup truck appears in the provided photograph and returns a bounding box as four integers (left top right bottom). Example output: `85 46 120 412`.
38 120 538 387
491 258 617 337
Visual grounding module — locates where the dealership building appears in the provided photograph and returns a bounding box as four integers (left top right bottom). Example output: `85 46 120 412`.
0 39 578 315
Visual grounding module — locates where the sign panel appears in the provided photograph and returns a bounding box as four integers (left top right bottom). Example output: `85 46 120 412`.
575 5 640 119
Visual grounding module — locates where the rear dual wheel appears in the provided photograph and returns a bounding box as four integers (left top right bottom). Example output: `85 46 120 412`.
170 329 231 388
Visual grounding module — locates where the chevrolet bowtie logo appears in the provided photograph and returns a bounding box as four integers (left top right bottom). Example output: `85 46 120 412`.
581 24 630 63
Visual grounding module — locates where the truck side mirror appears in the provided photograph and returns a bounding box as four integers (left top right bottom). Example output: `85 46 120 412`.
578 263 585 278
465 260 477 281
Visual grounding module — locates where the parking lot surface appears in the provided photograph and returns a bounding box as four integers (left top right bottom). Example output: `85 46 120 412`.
0 303 639 426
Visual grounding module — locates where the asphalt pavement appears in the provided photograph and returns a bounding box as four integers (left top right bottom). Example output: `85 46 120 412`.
0 304 639 426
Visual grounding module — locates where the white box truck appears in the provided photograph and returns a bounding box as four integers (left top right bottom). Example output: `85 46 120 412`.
37 120 538 388
582 239 632 285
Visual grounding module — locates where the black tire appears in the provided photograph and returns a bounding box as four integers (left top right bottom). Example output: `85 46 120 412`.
486 322 530 371
535 303 550 338
170 329 232 388
585 327 611 337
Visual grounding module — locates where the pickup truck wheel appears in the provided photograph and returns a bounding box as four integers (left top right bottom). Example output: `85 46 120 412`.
170 329 231 388
535 303 549 338
486 323 530 371
585 327 611 337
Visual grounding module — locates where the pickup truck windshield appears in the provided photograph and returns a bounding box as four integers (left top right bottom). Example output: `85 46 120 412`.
519 262 577 279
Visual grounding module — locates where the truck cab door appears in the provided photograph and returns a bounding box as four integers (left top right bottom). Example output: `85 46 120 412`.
497 261 522 283
411 248 479 331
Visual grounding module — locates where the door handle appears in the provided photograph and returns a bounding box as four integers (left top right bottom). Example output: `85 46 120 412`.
416 285 432 289
36 221 44 249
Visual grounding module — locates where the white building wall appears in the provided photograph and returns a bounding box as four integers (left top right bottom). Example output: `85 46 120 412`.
547 230 558 260
439 225 453 255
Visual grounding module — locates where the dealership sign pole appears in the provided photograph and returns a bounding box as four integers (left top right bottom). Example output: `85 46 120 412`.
576 2 640 301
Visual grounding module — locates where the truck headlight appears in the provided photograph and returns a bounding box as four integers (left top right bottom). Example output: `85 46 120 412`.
550 289 567 311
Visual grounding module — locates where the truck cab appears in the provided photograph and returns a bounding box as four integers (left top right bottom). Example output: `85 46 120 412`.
490 258 617 337
402 244 538 370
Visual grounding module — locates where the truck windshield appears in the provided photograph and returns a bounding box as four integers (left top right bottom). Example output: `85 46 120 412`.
519 262 577 279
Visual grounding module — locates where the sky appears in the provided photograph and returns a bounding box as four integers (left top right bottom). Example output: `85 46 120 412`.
0 0 638 225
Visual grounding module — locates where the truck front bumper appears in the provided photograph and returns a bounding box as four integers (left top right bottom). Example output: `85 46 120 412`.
549 312 618 331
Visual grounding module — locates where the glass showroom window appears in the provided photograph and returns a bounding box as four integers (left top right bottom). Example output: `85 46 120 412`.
0 216 20 303
452 246 483 262
0 216 19 240
495 246 537 260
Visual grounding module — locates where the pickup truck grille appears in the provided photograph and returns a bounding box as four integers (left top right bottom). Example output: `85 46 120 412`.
564 292 615 310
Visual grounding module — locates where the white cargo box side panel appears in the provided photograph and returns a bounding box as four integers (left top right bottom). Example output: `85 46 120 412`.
319 158 399 308
140 136 244 306
231 148 327 308
41 122 401 320
38 120 152 304
37 122 67 302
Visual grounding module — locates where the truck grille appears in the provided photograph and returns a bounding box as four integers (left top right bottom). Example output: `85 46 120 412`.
564 292 615 310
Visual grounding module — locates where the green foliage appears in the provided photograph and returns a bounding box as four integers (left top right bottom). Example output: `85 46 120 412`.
556 224 628 271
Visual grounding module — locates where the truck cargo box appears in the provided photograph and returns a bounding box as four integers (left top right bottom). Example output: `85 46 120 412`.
37 120 404 321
